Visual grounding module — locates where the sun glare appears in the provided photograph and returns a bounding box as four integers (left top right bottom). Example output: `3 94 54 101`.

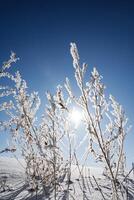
69 108 82 127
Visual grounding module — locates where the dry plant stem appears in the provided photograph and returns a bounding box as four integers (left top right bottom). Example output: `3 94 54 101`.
82 172 87 200
119 182 125 200
93 175 106 200
70 43 125 199
13 154 26 170
23 103 57 199
80 85 119 200
52 119 57 200
22 106 40 145
94 94 105 147
115 127 124 180
121 165 134 184
89 110 118 200
88 176 94 189
85 176 91 194
67 132 72 200
74 152 88 200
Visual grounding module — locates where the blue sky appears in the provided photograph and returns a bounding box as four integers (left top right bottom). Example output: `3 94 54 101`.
0 0 134 166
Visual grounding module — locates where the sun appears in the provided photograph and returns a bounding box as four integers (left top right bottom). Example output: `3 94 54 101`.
69 108 82 127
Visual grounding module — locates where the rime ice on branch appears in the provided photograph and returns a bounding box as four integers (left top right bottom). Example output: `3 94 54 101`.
0 45 130 200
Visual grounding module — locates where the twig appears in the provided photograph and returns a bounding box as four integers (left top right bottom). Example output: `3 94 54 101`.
121 165 134 184
74 152 88 200
92 175 106 200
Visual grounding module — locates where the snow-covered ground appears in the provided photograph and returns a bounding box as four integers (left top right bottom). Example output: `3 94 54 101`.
0 157 134 199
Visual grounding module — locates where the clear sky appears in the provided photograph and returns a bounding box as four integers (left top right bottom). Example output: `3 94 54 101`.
0 0 134 166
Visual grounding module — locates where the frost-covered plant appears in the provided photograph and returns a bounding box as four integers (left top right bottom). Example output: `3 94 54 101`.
0 53 41 190
0 53 66 197
0 45 129 200
37 90 68 198
66 43 129 200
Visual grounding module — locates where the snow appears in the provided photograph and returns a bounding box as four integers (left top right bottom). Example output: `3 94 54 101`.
0 157 134 200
